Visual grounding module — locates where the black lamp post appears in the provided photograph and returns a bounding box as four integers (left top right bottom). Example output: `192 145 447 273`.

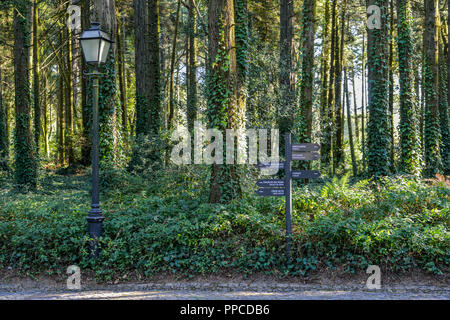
80 22 112 258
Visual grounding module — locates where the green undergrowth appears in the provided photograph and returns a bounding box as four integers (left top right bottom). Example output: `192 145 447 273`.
0 169 448 281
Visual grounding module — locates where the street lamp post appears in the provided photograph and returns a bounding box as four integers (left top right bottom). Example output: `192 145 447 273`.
79 22 112 258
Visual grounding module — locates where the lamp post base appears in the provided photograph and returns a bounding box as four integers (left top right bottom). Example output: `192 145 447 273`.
86 207 104 259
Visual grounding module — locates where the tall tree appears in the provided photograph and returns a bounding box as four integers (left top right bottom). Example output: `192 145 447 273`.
279 0 295 141
148 0 162 137
439 16 449 175
367 0 390 178
186 0 198 133
388 0 395 171
117 14 127 137
92 0 120 165
167 0 181 130
333 0 346 172
133 0 149 137
235 0 248 132
319 0 331 169
0 65 8 171
148 0 161 135
361 28 366 170
207 0 242 203
344 67 357 176
423 0 441 177
396 0 421 175
81 0 92 166
63 21 74 166
324 0 338 172
298 0 316 142
14 0 37 187
32 0 40 151
351 71 359 143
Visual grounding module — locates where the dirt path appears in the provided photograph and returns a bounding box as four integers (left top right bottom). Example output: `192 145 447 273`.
1 270 448 300
1 281 449 300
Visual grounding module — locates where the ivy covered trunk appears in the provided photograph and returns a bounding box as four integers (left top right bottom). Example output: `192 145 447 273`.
423 0 442 177
324 0 338 173
319 0 330 169
207 0 242 203
279 0 295 145
63 22 74 166
92 0 121 167
81 0 91 166
367 0 390 178
439 20 449 175
187 0 198 133
333 0 346 173
235 0 248 132
148 0 161 137
0 66 8 171
133 0 149 137
298 0 316 143
388 0 395 172
396 0 420 175
14 0 37 188
32 0 40 152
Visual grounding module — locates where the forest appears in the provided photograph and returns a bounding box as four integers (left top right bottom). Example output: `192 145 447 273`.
0 0 448 280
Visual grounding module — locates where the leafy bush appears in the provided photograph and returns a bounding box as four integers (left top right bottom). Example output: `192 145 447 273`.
0 171 448 280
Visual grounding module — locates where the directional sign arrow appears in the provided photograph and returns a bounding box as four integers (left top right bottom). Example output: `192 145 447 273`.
256 188 285 197
257 162 285 170
292 170 321 179
292 143 321 152
257 179 285 188
291 152 320 161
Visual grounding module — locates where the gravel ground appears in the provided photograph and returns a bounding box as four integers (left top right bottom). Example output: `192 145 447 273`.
0 282 449 300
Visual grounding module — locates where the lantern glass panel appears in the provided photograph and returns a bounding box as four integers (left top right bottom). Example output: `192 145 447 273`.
99 40 111 64
81 38 100 63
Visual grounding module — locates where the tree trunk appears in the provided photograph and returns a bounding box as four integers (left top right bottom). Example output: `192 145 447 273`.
186 0 198 133
57 62 65 165
32 0 40 152
235 0 247 133
319 0 331 170
133 0 149 137
298 0 316 143
333 0 346 173
117 15 127 137
207 0 241 203
439 18 449 174
423 0 441 177
64 24 74 166
279 0 295 141
345 68 357 176
0 65 8 171
351 71 359 143
168 0 181 130
148 0 162 136
92 0 120 166
396 0 420 174
14 1 37 188
324 0 338 173
362 30 366 171
388 0 395 172
81 0 91 166
367 0 390 178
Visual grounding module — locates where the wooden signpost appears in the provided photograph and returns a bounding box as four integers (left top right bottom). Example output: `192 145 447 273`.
256 133 321 261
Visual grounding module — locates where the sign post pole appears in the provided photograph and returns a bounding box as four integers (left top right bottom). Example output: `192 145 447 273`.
285 133 292 262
